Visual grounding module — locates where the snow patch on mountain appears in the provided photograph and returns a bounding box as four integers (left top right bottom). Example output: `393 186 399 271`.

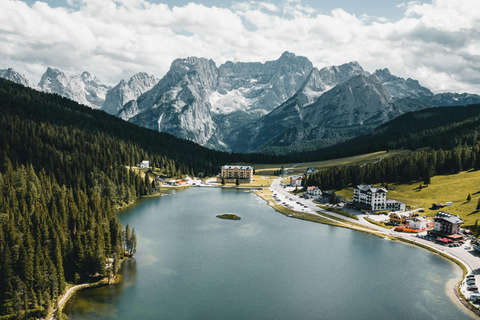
209 89 253 114
38 67 111 108
0 68 39 90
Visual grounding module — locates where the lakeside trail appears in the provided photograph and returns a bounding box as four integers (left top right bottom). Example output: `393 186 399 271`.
46 282 91 320
265 177 480 318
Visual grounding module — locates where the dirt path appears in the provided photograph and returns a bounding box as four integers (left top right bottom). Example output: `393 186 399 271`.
46 282 91 320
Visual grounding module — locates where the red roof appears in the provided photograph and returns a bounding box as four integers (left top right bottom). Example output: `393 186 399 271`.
448 234 463 239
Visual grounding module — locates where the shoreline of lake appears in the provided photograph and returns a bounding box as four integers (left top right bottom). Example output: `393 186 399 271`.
253 188 480 318
63 187 476 320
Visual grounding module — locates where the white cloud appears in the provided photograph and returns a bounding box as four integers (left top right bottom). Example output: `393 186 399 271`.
0 0 479 94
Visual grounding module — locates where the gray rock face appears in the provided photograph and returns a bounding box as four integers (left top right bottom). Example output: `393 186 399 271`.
128 57 219 145
231 74 395 152
127 52 314 148
102 72 158 115
318 61 369 88
373 68 433 100
427 92 480 106
0 68 39 90
38 68 111 108
373 68 480 106
8 52 476 154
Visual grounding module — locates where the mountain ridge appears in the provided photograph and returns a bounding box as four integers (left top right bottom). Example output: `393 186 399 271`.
3 53 480 154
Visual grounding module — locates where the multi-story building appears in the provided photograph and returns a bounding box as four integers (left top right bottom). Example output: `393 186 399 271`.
219 165 253 183
352 184 405 212
290 176 303 187
432 211 463 235
353 185 388 211
385 199 406 211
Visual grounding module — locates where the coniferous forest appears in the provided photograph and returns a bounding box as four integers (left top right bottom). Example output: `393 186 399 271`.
3 74 480 319
0 78 254 319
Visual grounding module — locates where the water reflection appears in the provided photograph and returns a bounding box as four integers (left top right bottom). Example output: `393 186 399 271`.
63 258 138 319
65 188 472 320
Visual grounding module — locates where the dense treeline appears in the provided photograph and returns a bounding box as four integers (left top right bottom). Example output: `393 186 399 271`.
303 105 480 194
2 75 480 318
296 104 480 162
0 162 128 319
0 78 257 319
0 79 281 174
306 144 480 192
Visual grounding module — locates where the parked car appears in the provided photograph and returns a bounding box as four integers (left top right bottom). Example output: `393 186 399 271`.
467 275 476 279
468 286 478 291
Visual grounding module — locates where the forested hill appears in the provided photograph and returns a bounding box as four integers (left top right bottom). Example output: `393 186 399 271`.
0 78 257 319
0 78 236 177
297 104 480 162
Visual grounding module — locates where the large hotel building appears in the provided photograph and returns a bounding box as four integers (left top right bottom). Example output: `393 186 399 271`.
218 165 254 183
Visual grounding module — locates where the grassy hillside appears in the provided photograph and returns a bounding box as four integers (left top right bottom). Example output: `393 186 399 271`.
247 150 411 176
335 169 480 227
293 104 480 162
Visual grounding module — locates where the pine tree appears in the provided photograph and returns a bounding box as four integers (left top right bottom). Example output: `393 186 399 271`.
130 228 137 255
235 177 240 186
423 171 431 186
124 224 131 254
477 198 480 211
467 194 472 202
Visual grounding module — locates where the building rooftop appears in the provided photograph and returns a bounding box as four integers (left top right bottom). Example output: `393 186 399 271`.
221 165 253 170
355 184 387 193
435 211 463 224
386 199 404 204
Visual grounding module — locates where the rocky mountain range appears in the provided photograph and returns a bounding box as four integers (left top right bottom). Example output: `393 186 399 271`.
38 68 111 109
103 72 158 115
122 52 480 153
0 68 39 90
2 52 480 154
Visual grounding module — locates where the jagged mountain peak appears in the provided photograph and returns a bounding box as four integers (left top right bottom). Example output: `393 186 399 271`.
171 56 218 74
80 71 102 84
0 68 38 90
373 68 433 100
318 61 368 88
43 66 62 77
374 68 393 79
38 67 110 109
102 72 158 116
279 51 296 59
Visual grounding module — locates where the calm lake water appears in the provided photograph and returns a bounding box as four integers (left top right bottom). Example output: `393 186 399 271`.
64 188 472 320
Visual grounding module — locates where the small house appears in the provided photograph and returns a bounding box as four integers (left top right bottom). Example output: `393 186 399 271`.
409 217 427 230
139 160 150 168
290 176 303 187
385 199 406 211
307 186 322 196
432 203 444 209
389 212 409 225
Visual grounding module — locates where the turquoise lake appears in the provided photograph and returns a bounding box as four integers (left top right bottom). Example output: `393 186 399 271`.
63 187 472 319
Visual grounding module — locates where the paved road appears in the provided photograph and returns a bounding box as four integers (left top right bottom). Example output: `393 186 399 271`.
268 177 480 302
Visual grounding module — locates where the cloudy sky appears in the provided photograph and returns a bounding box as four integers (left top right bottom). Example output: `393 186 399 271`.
1 0 480 94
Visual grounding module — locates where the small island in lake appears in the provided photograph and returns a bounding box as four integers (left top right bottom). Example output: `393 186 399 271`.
216 214 241 220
